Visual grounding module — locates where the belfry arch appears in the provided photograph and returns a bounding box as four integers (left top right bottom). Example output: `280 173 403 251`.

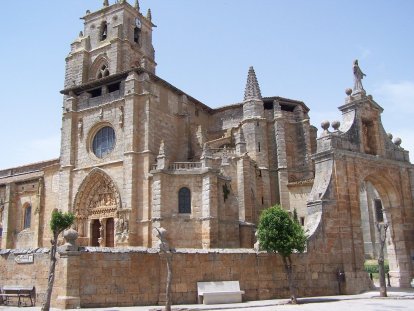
73 168 130 247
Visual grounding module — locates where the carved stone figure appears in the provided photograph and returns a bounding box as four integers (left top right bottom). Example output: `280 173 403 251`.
254 231 260 252
118 106 124 128
154 227 170 253
116 218 123 234
78 119 83 137
353 59 366 94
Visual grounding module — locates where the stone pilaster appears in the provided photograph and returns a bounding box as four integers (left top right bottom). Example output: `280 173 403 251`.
54 251 81 309
1 183 15 249
59 95 77 213
33 178 44 247
123 71 142 246
201 174 218 248
273 102 290 209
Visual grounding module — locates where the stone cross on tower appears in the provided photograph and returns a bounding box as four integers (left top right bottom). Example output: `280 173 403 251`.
244 66 262 101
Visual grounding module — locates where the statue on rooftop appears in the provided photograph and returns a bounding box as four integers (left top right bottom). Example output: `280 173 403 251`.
353 59 366 94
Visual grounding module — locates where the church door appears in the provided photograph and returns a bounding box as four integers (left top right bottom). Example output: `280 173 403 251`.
106 218 114 247
91 219 100 246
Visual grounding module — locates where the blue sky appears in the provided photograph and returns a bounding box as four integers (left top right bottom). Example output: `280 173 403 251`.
1 0 413 169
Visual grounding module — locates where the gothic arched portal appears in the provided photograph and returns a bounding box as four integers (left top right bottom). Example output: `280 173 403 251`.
73 168 129 247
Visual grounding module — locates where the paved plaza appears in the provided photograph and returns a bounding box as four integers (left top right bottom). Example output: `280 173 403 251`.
1 288 413 311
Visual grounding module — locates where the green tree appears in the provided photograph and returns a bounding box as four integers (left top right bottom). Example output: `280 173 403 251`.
41 209 75 311
293 208 299 224
257 205 307 304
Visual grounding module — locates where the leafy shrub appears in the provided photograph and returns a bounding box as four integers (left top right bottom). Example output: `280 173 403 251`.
364 259 389 274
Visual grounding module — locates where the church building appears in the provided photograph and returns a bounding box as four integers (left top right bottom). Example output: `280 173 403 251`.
1 1 413 305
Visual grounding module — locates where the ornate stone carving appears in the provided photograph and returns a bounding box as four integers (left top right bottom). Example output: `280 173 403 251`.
115 209 131 245
118 106 124 128
98 219 105 246
74 169 121 221
78 118 83 138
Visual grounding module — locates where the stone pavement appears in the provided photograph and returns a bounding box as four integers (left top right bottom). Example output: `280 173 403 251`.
1 288 413 311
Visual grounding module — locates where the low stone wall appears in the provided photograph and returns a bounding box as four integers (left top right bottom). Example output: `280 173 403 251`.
0 249 53 305
0 247 371 308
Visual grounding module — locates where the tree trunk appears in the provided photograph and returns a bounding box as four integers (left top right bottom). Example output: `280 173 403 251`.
41 232 59 311
165 253 172 311
378 257 387 297
282 255 297 304
376 223 388 297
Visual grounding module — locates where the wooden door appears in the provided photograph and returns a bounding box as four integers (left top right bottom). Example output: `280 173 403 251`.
106 218 114 247
91 219 100 246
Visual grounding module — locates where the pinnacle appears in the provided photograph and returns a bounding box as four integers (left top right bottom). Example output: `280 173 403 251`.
146 8 152 21
244 66 262 101
135 0 140 11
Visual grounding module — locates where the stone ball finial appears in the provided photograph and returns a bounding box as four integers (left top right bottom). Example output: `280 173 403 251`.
61 228 79 252
331 120 341 131
86 9 91 15
345 88 352 96
393 137 402 146
387 133 393 140
321 120 330 131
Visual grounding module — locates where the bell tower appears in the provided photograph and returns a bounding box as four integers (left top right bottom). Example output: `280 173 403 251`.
64 0 156 89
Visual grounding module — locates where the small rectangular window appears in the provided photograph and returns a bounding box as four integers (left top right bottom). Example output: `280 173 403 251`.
300 217 305 226
375 199 384 223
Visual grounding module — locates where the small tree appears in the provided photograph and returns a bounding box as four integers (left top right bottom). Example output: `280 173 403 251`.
155 227 173 311
257 205 307 304
41 209 75 311
376 222 389 297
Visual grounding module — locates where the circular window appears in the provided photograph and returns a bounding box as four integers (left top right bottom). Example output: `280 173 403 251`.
92 126 116 158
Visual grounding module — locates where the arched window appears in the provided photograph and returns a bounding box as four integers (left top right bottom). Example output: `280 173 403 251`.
92 126 116 158
23 204 31 229
134 26 141 44
178 187 191 214
97 64 110 79
100 21 108 41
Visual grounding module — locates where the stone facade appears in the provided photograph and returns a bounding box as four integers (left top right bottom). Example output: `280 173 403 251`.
0 1 413 308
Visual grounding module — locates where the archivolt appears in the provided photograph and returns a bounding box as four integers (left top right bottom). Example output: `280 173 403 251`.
73 168 121 220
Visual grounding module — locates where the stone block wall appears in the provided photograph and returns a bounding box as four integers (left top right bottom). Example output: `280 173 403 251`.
0 247 372 308
0 249 54 306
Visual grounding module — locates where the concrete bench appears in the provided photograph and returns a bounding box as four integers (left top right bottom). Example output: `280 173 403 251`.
197 281 245 305
0 285 36 307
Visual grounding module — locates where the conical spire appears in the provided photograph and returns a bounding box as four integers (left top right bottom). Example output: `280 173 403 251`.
103 0 109 7
243 66 262 101
135 0 140 11
146 8 152 22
